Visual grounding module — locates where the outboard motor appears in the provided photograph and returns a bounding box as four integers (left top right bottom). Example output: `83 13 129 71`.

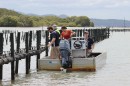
59 39 72 69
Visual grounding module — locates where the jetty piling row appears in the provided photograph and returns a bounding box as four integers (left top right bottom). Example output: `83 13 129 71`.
110 27 130 32
10 33 15 80
0 27 110 81
15 32 20 74
0 33 3 80
0 30 46 81
72 28 109 42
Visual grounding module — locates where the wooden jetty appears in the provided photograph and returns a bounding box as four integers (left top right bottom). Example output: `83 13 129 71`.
0 27 109 81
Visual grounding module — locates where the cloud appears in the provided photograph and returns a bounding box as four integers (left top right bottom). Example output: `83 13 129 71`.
0 0 130 20
1 0 130 9
104 0 130 8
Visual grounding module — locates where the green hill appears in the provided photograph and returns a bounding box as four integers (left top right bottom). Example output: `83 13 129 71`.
0 8 33 27
91 19 130 27
0 8 22 17
0 8 93 27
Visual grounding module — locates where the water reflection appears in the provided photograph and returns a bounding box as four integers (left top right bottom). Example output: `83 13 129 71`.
12 71 96 86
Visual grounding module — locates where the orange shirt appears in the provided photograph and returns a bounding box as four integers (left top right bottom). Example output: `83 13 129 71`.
61 30 72 39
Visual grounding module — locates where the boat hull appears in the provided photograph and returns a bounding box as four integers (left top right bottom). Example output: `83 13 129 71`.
38 52 107 71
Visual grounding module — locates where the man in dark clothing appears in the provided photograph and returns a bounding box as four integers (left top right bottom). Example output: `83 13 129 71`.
84 31 94 56
47 26 60 59
52 24 62 37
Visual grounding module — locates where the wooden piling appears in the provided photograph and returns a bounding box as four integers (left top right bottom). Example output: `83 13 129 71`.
107 28 110 38
77 29 80 37
36 31 41 69
29 31 32 69
0 33 3 80
10 33 15 80
45 30 49 56
15 32 20 74
79 29 82 37
25 32 29 74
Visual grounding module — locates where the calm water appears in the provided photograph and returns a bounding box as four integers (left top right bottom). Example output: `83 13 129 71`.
1 28 130 86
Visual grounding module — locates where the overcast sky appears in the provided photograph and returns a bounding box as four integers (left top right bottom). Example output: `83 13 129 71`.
0 0 130 20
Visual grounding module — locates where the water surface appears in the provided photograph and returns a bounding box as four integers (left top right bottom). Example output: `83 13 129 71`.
1 28 130 86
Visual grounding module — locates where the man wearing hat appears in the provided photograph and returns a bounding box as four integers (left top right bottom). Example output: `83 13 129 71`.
84 31 94 56
52 24 62 37
47 26 60 59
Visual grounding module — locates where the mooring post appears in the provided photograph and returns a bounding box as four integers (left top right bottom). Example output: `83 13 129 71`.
107 27 110 38
5 33 8 45
92 29 95 42
15 32 20 74
36 30 41 69
79 29 82 37
90 29 92 38
77 29 80 37
10 33 15 80
0 33 3 80
96 29 99 41
25 32 29 74
45 30 49 56
88 29 90 37
103 29 105 40
90 29 94 39
28 31 32 69
100 29 102 41
96 29 98 42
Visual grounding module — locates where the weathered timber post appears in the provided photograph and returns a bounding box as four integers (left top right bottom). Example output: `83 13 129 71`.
25 32 29 74
88 29 91 37
77 29 80 37
0 33 3 80
36 30 41 69
90 29 92 38
28 31 32 69
97 29 99 41
45 30 49 56
92 29 96 42
10 33 15 80
103 29 106 40
15 32 20 74
5 33 8 45
79 29 82 37
107 27 110 38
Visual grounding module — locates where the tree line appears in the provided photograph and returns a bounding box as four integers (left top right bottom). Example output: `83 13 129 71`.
0 8 94 27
